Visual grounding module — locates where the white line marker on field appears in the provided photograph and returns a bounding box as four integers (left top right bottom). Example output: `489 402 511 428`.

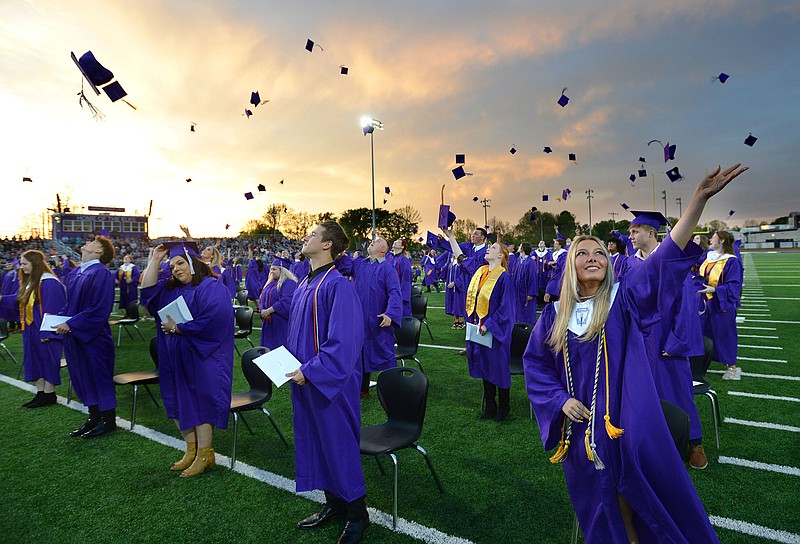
718 456 800 476
736 326 777 331
709 516 800 543
724 418 800 433
737 356 787 363
728 391 800 403
738 334 779 339
707 370 800 381
420 343 464 351
739 344 783 350
742 319 800 324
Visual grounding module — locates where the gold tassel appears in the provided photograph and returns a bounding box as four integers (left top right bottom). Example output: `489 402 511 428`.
549 439 570 463
584 429 594 461
605 414 625 439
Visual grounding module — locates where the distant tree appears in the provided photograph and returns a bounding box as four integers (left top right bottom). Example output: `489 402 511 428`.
488 217 512 243
240 219 270 236
339 207 393 248
282 209 317 240
317 211 337 223
772 216 789 225
393 205 422 229
706 219 729 233
556 211 579 239
451 217 478 242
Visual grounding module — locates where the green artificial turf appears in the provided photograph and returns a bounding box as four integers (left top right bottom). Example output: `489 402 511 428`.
0 251 798 543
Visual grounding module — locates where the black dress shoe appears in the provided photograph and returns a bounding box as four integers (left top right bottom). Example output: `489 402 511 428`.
27 392 57 409
22 392 43 408
69 418 98 437
337 518 370 544
297 504 343 529
82 419 117 438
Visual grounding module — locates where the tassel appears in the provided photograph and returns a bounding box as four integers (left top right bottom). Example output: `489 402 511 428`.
549 439 570 463
584 429 593 461
590 444 606 470
604 414 625 439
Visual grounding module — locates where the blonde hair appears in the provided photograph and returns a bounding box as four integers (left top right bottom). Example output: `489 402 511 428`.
270 265 297 290
546 235 616 354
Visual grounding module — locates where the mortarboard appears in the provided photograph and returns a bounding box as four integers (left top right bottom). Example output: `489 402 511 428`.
452 166 467 180
543 146 553 154
438 206 456 229
426 231 439 248
663 142 676 162
271 258 292 269
244 108 253 118
385 186 391 195
257 184 266 192
305 39 323 52
620 202 630 210
190 122 196 132
568 153 576 162
529 211 537 221
250 91 262 108
557 87 569 107
383 199 387 204
22 176 32 182
225 224 230 230
728 210 736 218
629 174 636 183
556 231 565 241
665 167 683 182
418 237 424 243
714 72 730 83
638 157 646 163
638 169 647 177
162 241 200 274
340 65 348 75
455 153 465 164
473 196 479 202
630 210 670 229
542 194 549 202
71 50 135 111
244 192 254 200
186 178 192 183
412 228 418 234
509 146 517 154
744 133 757 147
279 179 284 185
562 188 571 200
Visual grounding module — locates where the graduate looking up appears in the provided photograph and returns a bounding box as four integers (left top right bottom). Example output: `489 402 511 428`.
524 163 747 543
390 238 413 317
284 222 369 544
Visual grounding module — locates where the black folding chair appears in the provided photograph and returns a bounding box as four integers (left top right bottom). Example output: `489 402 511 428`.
411 294 433 341
360 367 444 529
229 347 289 469
508 322 534 419
0 318 22 379
394 316 423 373
690 336 721 449
112 336 160 430
110 301 146 347
233 306 255 356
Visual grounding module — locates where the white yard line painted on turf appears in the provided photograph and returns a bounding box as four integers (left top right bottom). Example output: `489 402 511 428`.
757 284 800 287
709 516 800 543
748 298 800 302
718 456 800 476
429 306 445 309
707 370 800 381
738 344 782 350
741 319 800 324
738 334 779 339
724 418 800 433
420 343 464 351
736 356 787 363
728 391 800 403
737 326 777 330
0 374 477 544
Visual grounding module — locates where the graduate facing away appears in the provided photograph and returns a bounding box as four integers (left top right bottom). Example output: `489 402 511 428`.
524 164 748 543
284 222 368 544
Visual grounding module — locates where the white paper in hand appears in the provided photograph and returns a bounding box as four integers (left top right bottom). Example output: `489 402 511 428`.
40 313 71 332
157 295 194 324
466 322 493 348
253 345 302 387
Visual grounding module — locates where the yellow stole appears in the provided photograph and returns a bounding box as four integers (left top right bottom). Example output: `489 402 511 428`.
465 265 505 319
19 286 39 330
700 259 726 299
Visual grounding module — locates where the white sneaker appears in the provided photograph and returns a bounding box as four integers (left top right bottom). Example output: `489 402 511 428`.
722 367 741 380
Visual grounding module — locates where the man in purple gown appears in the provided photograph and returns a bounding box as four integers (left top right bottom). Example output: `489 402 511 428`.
421 249 440 292
285 222 368 544
56 236 117 438
514 242 538 324
544 237 567 302
390 238 413 316
245 246 271 302
532 240 551 300
336 237 403 398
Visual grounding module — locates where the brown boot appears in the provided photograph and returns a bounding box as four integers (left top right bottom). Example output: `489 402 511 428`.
689 445 708 469
180 447 216 478
170 442 197 471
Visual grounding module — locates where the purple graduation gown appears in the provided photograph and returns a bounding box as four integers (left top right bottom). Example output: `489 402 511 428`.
545 249 568 298
285 265 365 502
337 255 402 372
466 269 516 389
61 262 116 411
21 274 66 383
392 253 413 316
698 256 742 366
245 259 271 301
524 238 719 544
443 256 466 317
0 270 20 321
514 257 538 324
258 278 297 350
142 276 234 430
116 264 140 310
422 255 439 287
533 249 552 295
291 259 310 283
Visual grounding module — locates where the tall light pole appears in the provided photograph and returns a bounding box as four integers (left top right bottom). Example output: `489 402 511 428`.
661 189 667 217
675 197 682 217
608 211 618 231
479 198 492 230
585 189 594 235
361 116 383 240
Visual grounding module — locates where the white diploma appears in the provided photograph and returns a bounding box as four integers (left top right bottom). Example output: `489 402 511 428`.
253 345 302 387
157 296 194 324
466 322 493 348
40 313 71 331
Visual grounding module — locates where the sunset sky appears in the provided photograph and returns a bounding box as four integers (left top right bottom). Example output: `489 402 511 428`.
2 0 798 239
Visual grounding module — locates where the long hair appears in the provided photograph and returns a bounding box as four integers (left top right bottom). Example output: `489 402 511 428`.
271 265 297 289
497 244 509 269
166 254 217 290
716 231 735 255
16 250 56 307
546 235 616 354
207 247 222 268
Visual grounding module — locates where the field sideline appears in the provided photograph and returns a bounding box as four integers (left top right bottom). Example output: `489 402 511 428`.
0 251 798 543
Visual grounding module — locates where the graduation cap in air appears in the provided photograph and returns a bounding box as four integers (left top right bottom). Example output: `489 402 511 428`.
542 194 549 202
562 188 572 200
530 206 538 221
190 122 196 132
665 167 683 182
473 196 479 202
244 192 254 200
727 210 736 218
744 133 757 147
385 186 391 195
258 184 266 192
556 230 565 241
455 153 465 164
543 146 553 154
713 72 730 83
638 157 646 163
509 145 517 155
638 169 647 177
279 179 284 185
648 139 675 162
185 178 192 183
340 65 349 75
71 50 136 117
225 224 230 230
630 210 670 229
383 199 388 205
557 87 569 107
438 185 456 229
305 39 323 52
244 108 253 119
568 153 577 162
452 166 472 180
620 202 630 210
22 176 32 182
426 231 439 248
629 174 636 183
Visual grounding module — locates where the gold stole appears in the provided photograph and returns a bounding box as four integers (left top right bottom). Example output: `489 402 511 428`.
701 259 726 300
19 286 38 330
465 265 505 319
